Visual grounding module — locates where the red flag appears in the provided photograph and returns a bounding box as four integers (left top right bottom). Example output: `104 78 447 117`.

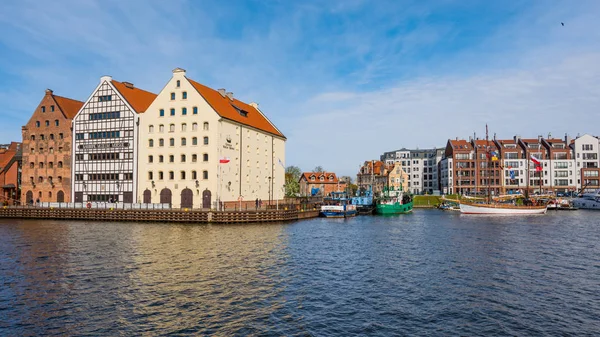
219 157 230 164
535 165 542 172
530 154 541 166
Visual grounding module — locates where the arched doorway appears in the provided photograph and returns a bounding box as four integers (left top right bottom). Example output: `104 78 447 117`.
143 189 151 203
160 188 172 207
202 189 211 209
181 188 193 208
26 191 33 205
57 191 65 203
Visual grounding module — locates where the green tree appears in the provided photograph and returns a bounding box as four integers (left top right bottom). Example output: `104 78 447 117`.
284 165 302 197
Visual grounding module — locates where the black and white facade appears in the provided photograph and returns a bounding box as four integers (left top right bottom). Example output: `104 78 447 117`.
71 76 153 203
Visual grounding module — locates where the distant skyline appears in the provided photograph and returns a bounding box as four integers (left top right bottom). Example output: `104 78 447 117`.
1 0 599 176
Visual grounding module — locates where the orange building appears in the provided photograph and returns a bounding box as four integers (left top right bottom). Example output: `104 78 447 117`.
299 172 346 197
0 142 22 205
21 89 83 204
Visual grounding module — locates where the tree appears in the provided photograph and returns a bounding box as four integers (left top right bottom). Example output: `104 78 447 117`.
313 166 324 173
284 165 302 197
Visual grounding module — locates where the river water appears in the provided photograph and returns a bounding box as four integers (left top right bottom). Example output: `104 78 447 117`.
1 210 599 336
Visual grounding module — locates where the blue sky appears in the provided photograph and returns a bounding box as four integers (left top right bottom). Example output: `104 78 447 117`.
1 0 599 176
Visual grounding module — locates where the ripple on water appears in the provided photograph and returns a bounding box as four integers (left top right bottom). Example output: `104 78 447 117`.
1 212 600 335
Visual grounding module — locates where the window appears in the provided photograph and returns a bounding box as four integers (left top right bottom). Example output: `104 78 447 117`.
203 122 209 131
181 123 187 132
181 171 186 180
192 123 198 131
182 91 187 99
98 95 112 102
159 171 164 180
182 107 187 115
192 137 198 145
159 124 164 133
88 131 120 139
59 133 63 139
55 120 59 126
49 192 52 198
41 106 46 113
49 134 54 140
169 138 175 146
39 162 44 168
48 162 53 169
29 162 34 168
149 125 154 133
169 155 174 163
160 109 165 117
170 108 175 116
203 153 208 162
203 136 209 145
148 171 153 180
51 105 55 112
57 176 62 183
57 161 63 168
159 138 164 147
30 135 35 141
159 155 164 163
192 154 197 162
39 177 44 183
193 107 198 114
169 124 175 132
148 155 154 163
176 80 180 88
181 154 186 162
149 139 154 147
45 120 50 127
49 147 53 154
36 121 40 127
170 92 175 100
75 133 84 140
192 171 197 179
169 171 174 180
203 170 208 179
41 134 45 140
181 138 186 146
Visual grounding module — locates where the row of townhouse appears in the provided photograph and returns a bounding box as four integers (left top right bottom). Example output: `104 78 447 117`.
440 134 600 195
20 68 286 208
356 161 409 196
380 148 444 194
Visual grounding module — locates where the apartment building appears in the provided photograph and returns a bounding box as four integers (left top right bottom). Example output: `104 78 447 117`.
572 134 600 192
380 148 444 194
21 89 83 203
72 77 157 203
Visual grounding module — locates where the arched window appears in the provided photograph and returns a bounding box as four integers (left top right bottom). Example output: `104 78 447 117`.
39 162 44 168
169 124 175 132
192 137 198 145
182 107 187 115
169 155 174 163
170 92 175 100
192 170 197 179
55 120 59 126
57 176 62 183
159 124 164 133
29 162 34 168
148 155 153 163
158 171 164 180
39 176 44 183
169 171 174 180
30 135 35 140
203 136 209 145
149 125 154 133
49 147 54 153
49 191 52 198
176 80 181 88
170 108 175 116
181 123 187 132
193 107 198 114
148 171 153 180
48 162 53 169
182 91 187 99
40 134 45 140
36 121 40 127
203 122 209 131
181 171 186 179
49 134 54 140
159 155 164 163
159 138 164 147
203 153 208 162
203 170 208 179
149 139 154 147
192 123 198 131
58 161 63 168
169 138 174 146
192 154 197 162
45 120 49 127
159 109 165 117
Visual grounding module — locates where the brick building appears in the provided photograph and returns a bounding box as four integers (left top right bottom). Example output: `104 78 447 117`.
356 160 387 196
0 142 22 205
21 89 83 204
299 172 346 197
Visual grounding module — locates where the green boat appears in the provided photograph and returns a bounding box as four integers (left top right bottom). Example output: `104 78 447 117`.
375 187 413 215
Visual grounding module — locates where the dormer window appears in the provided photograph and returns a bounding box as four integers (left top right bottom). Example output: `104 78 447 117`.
310 176 315 181
320 176 324 181
232 104 248 117
329 176 334 181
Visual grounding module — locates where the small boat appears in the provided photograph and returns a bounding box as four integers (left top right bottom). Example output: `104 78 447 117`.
375 187 413 215
572 190 600 210
438 202 459 211
351 188 375 215
320 191 357 218
459 201 547 214
547 198 578 210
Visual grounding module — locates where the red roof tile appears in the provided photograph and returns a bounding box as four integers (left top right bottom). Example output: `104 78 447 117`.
111 80 157 113
187 79 284 138
53 95 84 119
300 172 340 183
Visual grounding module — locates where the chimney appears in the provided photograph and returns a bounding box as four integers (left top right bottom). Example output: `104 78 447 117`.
514 135 521 142
217 89 226 97
538 135 542 142
226 92 234 100
45 89 53 95
122 81 134 89
565 133 572 144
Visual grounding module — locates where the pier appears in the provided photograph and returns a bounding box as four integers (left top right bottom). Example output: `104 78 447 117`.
0 207 320 224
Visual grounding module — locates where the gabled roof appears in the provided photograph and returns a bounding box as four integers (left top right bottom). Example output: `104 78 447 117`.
187 78 285 138
53 95 84 119
473 139 497 150
300 172 341 183
111 80 157 113
448 139 472 150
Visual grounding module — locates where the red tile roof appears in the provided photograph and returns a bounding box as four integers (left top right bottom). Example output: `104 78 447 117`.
111 80 157 113
449 139 473 150
53 95 84 119
187 78 284 138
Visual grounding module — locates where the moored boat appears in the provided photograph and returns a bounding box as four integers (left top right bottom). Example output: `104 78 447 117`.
572 190 600 210
459 202 547 214
320 191 357 218
375 187 413 215
351 189 375 215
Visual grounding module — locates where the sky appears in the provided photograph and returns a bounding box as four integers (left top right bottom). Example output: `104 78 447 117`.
1 0 599 176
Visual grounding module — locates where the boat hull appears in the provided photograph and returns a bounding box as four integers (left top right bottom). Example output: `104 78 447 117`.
572 198 600 210
320 205 357 218
459 203 547 214
375 201 413 215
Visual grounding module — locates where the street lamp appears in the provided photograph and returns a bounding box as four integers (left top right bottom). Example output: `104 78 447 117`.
268 176 272 206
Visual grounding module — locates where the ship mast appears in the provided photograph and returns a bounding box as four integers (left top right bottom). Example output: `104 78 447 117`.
486 124 491 203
